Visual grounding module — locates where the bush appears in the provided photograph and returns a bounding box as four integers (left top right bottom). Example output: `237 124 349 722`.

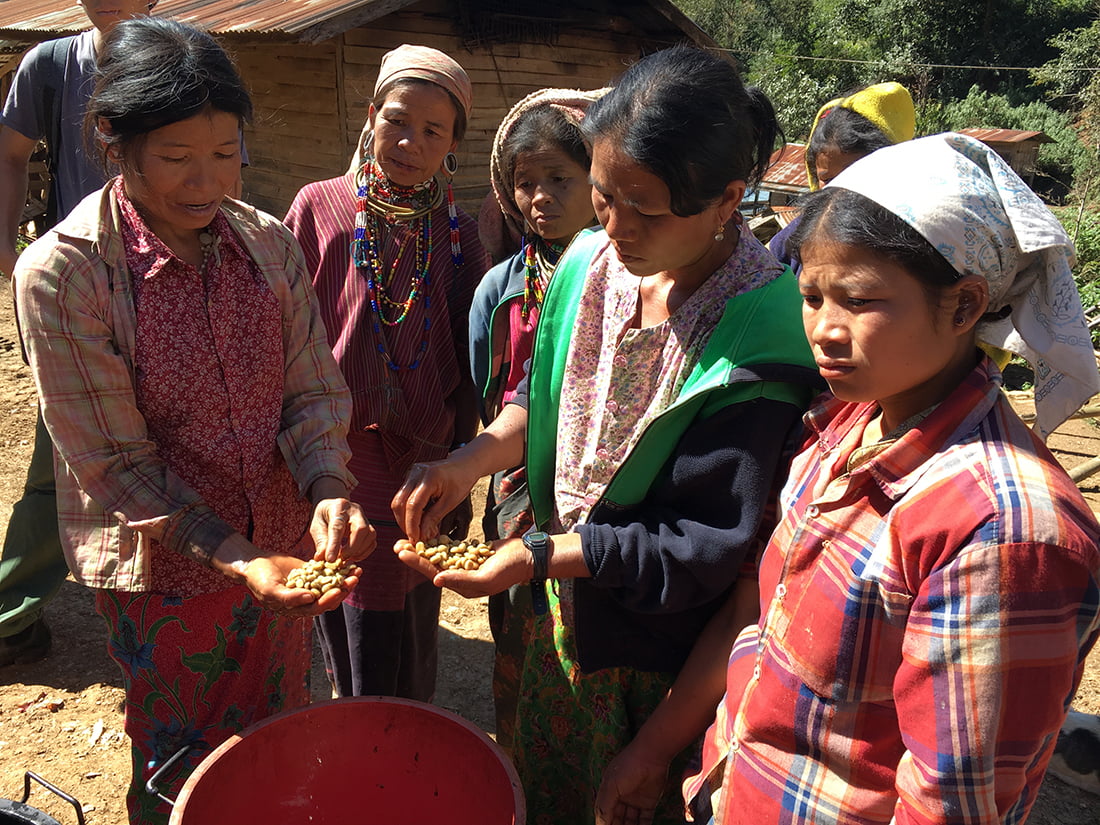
920 85 1091 197
1053 204 1100 345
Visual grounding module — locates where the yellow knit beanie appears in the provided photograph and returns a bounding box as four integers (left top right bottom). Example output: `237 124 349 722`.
805 82 916 189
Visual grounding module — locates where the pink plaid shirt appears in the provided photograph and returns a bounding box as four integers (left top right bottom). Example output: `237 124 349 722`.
687 358 1100 825
13 183 355 591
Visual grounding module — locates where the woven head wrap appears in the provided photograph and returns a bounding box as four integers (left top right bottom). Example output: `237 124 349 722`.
806 81 916 191
490 87 607 236
374 44 472 117
828 131 1100 438
349 44 473 174
479 87 607 258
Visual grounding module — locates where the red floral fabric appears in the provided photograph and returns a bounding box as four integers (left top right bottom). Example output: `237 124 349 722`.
117 180 312 596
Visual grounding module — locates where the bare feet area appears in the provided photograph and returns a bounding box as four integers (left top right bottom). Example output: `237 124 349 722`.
0 289 1097 823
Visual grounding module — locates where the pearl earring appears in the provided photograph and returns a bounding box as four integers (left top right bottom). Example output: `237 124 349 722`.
714 228 725 242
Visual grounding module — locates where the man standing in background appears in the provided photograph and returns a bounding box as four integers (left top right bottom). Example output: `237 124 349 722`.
0 0 159 666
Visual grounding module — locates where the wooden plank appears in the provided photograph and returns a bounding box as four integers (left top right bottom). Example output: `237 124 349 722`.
243 65 336 89
247 166 344 192
249 92 340 117
234 51 336 77
244 139 344 169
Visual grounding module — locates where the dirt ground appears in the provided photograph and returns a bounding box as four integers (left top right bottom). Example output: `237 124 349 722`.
0 285 1097 824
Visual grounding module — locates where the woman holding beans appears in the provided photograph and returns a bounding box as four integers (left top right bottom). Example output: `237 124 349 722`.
391 45 823 825
12 18 374 824
284 44 490 702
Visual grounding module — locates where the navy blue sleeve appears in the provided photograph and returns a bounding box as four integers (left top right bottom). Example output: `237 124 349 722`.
767 216 801 272
578 397 803 613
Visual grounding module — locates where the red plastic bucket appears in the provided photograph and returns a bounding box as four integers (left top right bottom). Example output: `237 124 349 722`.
168 696 524 825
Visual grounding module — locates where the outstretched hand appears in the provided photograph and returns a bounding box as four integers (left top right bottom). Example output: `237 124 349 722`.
242 554 362 617
392 537 530 598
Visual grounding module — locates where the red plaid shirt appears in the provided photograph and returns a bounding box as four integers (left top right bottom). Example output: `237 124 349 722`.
687 359 1100 825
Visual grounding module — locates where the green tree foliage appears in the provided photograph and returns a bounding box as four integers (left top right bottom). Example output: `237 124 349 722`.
919 86 1089 197
1033 14 1100 128
675 1 1091 122
1033 15 1100 198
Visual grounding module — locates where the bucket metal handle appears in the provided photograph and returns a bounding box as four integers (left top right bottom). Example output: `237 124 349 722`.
21 771 86 825
144 745 192 806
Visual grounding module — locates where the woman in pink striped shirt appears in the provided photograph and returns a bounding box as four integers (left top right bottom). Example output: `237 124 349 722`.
284 44 490 702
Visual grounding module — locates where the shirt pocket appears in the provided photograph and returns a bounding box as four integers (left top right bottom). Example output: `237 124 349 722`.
777 540 914 704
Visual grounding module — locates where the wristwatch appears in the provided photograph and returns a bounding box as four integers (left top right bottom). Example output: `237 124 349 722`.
523 530 550 615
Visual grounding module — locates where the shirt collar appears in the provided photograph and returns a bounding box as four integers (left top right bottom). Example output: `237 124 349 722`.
807 356 1003 500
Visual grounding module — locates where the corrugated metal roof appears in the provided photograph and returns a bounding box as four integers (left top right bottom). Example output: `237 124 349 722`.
959 127 1053 144
0 0 411 39
762 143 809 192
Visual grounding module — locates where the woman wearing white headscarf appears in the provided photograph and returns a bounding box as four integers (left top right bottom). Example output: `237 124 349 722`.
597 132 1100 825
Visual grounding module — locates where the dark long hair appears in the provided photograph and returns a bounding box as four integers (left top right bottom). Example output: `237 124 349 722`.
581 45 781 217
789 188 960 293
86 17 252 167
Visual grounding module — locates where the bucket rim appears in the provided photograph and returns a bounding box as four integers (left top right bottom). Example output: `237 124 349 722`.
169 695 524 824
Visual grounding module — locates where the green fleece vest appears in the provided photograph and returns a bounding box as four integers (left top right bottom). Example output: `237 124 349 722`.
525 230 818 528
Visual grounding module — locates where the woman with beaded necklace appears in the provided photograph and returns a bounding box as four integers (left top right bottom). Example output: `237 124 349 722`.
284 44 489 701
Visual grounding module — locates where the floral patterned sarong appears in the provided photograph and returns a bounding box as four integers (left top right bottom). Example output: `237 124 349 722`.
96 587 311 825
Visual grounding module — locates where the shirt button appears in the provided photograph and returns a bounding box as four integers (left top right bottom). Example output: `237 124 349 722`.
606 400 618 414
613 355 627 368
596 447 609 460
752 665 761 680
775 583 787 599
731 740 740 752
806 504 820 518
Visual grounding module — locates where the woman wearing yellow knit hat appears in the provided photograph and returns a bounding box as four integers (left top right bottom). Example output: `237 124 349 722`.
769 81 915 267
805 80 916 189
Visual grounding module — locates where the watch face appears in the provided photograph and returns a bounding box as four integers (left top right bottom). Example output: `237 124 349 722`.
525 531 549 547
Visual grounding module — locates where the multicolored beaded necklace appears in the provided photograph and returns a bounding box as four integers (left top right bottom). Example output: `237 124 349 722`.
520 236 565 321
351 159 464 370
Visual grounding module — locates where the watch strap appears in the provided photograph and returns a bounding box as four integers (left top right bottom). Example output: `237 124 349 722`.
525 531 550 615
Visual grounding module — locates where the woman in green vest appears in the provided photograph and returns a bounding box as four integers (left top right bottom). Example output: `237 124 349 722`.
392 45 822 824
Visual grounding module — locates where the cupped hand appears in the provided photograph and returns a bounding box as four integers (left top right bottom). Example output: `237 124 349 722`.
391 457 480 542
244 554 362 617
594 743 669 825
310 498 376 562
392 536 530 599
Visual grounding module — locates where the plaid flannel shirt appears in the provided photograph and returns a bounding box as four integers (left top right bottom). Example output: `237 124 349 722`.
687 358 1100 825
13 184 355 590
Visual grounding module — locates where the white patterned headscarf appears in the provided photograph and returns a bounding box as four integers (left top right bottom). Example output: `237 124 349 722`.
829 131 1100 439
